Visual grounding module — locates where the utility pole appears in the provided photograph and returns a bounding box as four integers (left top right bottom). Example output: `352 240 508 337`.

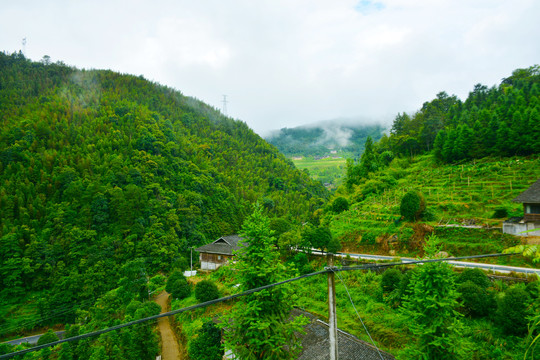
222 95 228 116
327 253 338 360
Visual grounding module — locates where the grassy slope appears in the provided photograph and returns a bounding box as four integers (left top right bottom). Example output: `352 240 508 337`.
292 157 347 189
327 154 540 264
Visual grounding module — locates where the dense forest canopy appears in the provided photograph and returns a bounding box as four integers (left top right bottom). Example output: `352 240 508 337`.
380 65 540 161
344 65 540 188
0 52 328 324
266 122 386 158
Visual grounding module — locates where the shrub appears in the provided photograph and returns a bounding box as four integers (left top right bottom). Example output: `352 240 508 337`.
37 329 59 346
457 280 495 318
195 280 220 303
148 274 166 293
331 197 349 213
496 286 531 335
526 281 540 299
166 270 187 293
166 270 191 300
287 252 311 275
188 321 223 360
381 268 403 293
400 191 425 221
379 150 395 166
457 268 491 289
169 279 191 300
327 237 342 254
362 231 377 245
492 207 509 219
269 218 292 237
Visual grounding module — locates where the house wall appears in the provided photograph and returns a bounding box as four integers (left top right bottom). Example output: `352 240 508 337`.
503 221 540 236
199 253 233 271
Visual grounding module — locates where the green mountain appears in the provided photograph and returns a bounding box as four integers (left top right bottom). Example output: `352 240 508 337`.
376 65 540 162
265 121 386 158
0 52 328 325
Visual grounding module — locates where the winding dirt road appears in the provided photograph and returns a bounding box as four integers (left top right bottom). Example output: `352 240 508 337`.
155 291 182 360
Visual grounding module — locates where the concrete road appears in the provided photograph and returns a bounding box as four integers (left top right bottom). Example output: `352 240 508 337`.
310 249 540 275
2 331 65 346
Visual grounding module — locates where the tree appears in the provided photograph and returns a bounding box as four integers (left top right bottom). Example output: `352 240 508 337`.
166 270 191 300
188 321 224 360
195 279 219 303
221 205 307 359
400 191 425 222
401 236 465 359
331 197 349 214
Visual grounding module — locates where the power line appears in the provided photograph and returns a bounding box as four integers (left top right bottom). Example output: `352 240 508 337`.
0 252 519 359
333 268 386 360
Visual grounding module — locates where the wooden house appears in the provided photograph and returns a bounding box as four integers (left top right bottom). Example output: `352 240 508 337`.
503 179 540 237
195 235 245 270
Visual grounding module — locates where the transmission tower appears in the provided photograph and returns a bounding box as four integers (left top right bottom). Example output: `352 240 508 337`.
222 95 228 116
22 37 27 57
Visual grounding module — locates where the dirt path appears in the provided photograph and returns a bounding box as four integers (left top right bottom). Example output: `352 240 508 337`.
155 291 181 360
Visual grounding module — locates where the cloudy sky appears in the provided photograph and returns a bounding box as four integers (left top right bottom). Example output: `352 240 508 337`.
1 0 539 135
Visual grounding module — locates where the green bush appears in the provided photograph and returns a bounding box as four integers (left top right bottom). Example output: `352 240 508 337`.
362 231 377 245
37 329 59 346
169 279 191 300
188 321 223 360
381 268 403 293
287 253 311 275
400 191 425 221
148 274 166 293
496 286 531 335
331 197 349 213
526 281 540 299
166 270 191 300
492 207 509 219
457 280 495 317
195 280 220 303
457 268 491 289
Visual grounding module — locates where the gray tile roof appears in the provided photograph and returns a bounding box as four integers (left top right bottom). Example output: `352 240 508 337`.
195 235 246 255
513 179 540 203
294 309 395 360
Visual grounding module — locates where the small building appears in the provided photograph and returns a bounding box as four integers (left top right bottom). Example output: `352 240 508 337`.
503 179 540 237
195 235 245 270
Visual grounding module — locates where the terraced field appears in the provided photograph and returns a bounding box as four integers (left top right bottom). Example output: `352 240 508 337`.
329 155 540 258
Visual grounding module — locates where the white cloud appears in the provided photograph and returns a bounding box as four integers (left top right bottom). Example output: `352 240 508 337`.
1 0 539 135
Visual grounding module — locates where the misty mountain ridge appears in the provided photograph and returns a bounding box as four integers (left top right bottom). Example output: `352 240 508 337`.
266 120 387 157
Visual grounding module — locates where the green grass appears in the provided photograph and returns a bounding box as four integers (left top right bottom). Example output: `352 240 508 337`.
292 156 347 189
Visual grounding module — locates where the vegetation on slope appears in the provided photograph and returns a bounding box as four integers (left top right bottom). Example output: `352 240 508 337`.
375 65 540 162
0 51 328 338
266 121 386 158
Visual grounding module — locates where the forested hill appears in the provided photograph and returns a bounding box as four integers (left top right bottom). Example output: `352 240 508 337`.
0 52 327 308
377 65 540 161
265 122 386 157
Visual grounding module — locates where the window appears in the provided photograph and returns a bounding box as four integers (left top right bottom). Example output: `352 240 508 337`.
526 204 540 214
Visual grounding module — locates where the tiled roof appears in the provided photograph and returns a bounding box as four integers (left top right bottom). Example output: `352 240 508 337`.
513 179 540 203
294 309 395 360
195 235 246 255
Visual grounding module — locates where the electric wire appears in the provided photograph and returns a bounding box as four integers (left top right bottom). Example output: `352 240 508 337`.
0 252 521 359
332 268 386 360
